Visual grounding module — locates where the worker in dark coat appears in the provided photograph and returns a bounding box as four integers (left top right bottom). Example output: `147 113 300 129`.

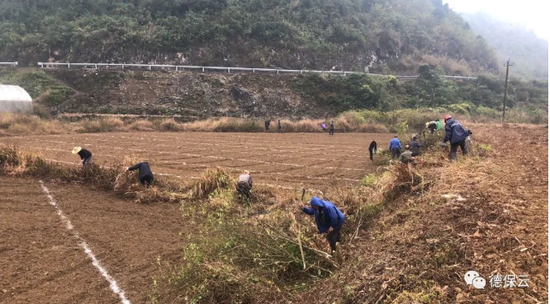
441 114 469 161
409 136 422 157
264 119 271 132
329 121 335 135
368 141 377 162
302 197 346 254
236 170 253 199
127 162 154 187
72 146 92 166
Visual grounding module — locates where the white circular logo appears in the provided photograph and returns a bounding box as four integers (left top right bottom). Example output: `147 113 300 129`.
472 277 487 289
464 270 480 285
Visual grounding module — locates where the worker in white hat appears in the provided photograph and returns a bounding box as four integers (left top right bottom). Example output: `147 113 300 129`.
72 146 93 166
237 170 253 199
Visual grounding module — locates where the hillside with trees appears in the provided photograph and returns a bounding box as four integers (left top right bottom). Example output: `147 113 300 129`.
462 12 548 80
0 0 497 75
1 66 546 123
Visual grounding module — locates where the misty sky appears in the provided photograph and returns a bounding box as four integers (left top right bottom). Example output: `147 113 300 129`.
443 0 549 40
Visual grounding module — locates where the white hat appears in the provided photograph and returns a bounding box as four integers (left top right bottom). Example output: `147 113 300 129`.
72 147 82 154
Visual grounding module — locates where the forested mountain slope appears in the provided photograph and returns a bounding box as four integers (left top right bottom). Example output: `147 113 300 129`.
0 0 497 75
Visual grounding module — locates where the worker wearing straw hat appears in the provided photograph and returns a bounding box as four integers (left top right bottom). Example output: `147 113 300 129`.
72 146 92 166
237 170 253 199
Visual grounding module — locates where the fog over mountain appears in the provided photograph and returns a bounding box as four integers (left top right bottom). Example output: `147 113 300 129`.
461 12 548 80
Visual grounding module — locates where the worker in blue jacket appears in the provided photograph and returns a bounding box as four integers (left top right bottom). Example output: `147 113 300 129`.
389 135 402 159
302 197 346 254
441 114 469 160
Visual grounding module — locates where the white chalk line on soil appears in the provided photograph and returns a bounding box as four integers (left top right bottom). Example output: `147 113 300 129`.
38 181 132 304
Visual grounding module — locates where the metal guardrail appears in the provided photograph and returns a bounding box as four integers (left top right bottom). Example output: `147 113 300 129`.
36 62 478 80
0 62 18 67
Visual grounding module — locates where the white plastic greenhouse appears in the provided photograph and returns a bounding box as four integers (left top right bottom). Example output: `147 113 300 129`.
0 85 33 113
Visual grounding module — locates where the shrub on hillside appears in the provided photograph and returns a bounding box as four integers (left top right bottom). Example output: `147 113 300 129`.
213 119 264 132
0 113 67 135
80 117 125 133
155 119 183 132
32 103 52 119
129 120 155 131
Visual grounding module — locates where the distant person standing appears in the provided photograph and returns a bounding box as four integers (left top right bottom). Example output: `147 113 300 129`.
127 162 154 187
72 147 92 166
237 170 253 199
329 121 335 135
277 119 283 133
368 140 377 162
389 136 402 159
409 135 422 157
321 122 327 132
264 119 271 132
441 114 469 161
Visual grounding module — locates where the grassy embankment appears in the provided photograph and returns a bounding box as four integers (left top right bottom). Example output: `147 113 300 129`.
1 107 545 137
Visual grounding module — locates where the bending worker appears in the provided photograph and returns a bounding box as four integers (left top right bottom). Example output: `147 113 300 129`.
302 197 346 254
127 162 154 187
72 146 92 166
426 121 437 134
237 170 253 199
409 135 422 157
389 135 402 159
399 144 415 164
441 114 469 161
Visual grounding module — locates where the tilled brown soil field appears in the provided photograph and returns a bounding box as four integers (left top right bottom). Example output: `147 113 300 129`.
0 177 185 304
2 132 394 190
1 125 547 303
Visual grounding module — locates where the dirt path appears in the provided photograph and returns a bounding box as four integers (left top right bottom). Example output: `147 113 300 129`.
0 178 185 304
